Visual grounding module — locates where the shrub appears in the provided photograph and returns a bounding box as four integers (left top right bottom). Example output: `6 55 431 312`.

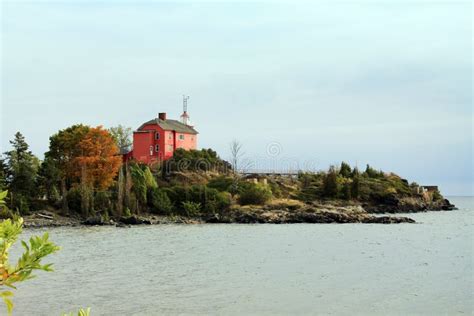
130 163 147 207
208 176 233 192
0 191 18 220
432 190 443 201
351 176 360 199
364 164 384 179
0 207 17 220
150 188 173 215
238 182 272 205
11 194 30 215
341 183 352 200
268 179 282 198
94 191 112 213
163 185 231 216
143 167 158 189
66 187 82 214
165 148 231 173
101 210 110 222
163 186 189 213
202 191 231 215
296 172 325 201
182 201 201 217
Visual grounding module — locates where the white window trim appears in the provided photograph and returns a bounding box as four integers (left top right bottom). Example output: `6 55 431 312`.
179 134 185 140
149 146 153 156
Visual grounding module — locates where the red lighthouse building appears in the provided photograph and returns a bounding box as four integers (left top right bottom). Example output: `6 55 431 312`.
124 109 198 165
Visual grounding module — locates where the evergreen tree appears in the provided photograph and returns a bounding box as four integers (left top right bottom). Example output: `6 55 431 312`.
3 132 40 212
0 156 7 191
323 166 339 198
351 175 360 199
37 157 61 203
364 164 382 178
350 167 360 199
342 183 352 200
351 166 360 178
339 162 352 178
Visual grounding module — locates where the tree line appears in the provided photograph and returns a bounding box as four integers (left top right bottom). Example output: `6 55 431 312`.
0 125 240 220
297 162 431 203
0 126 124 217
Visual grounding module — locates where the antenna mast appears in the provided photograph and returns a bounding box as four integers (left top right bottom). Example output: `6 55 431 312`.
181 95 190 125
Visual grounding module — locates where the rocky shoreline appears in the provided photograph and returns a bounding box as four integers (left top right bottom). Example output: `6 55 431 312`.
22 197 457 228
205 206 415 224
363 197 457 213
23 205 422 228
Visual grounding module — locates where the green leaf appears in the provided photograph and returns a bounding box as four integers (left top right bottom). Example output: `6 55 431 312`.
0 291 13 298
79 308 91 316
2 296 13 316
0 217 59 315
21 240 29 251
0 190 8 200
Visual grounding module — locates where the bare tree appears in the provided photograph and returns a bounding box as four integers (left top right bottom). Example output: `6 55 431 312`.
229 140 250 195
229 139 244 174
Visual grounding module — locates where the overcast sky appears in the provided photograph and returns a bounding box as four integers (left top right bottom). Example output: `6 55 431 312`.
1 1 472 195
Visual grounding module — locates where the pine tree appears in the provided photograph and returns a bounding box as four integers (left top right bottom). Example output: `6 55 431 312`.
364 164 380 178
351 176 360 199
37 157 61 203
323 166 339 198
339 162 352 178
3 132 39 212
0 156 7 191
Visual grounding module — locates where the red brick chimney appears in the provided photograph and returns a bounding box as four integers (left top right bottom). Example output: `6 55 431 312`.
158 112 167 121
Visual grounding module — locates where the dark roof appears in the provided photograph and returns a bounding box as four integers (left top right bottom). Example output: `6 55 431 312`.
138 119 198 135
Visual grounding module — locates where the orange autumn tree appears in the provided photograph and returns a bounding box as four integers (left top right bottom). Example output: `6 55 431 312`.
75 126 122 192
74 126 122 217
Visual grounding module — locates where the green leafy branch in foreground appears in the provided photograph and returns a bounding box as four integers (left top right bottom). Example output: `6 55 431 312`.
0 190 60 315
62 307 91 316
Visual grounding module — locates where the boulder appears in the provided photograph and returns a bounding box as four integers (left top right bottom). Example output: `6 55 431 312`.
83 216 104 226
119 215 151 225
363 216 415 224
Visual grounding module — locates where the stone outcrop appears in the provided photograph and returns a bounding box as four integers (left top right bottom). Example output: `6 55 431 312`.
205 205 415 224
83 216 105 226
363 197 457 213
119 215 152 225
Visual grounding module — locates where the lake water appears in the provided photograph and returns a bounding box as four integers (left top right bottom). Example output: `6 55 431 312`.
8 197 474 315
